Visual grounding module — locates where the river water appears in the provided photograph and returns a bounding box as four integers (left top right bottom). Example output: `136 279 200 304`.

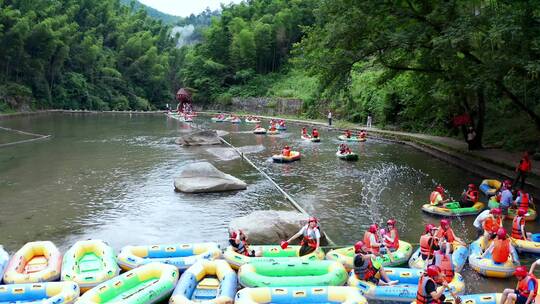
0 112 538 295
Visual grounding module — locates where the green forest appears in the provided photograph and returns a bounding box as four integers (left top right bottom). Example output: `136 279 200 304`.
0 0 539 151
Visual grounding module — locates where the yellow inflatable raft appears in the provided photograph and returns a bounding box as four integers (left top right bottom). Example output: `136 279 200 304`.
511 237 540 255
223 245 325 269
468 237 520 278
3 241 62 284
479 179 501 197
326 240 413 270
235 286 367 304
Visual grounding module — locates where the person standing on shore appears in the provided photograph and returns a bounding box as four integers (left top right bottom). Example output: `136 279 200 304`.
514 151 532 190
367 114 372 128
328 111 332 126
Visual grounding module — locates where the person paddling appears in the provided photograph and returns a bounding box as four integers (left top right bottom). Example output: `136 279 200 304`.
416 265 453 304
353 241 398 286
284 217 321 256
430 185 450 206
499 266 537 304
459 184 478 208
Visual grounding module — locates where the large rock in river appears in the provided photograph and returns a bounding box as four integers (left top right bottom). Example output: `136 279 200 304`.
228 210 327 245
175 130 222 146
174 162 247 193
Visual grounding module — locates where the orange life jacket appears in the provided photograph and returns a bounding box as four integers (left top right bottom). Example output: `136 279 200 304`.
436 228 456 243
385 228 400 249
483 216 502 234
519 158 532 172
300 226 319 249
420 234 435 258
363 231 380 254
282 149 291 157
434 251 454 283
430 191 441 205
512 216 526 240
492 239 511 263
466 190 479 202
416 275 442 304
354 255 377 281
519 193 530 210
517 274 538 299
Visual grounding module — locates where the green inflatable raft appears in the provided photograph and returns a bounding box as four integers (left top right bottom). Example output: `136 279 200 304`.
238 259 347 288
76 262 178 304
326 240 413 269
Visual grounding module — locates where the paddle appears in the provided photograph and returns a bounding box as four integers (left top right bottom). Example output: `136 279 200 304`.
446 285 462 304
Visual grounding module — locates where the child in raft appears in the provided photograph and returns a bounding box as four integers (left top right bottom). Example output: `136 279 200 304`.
481 228 516 264
429 185 450 206
229 229 261 257
512 208 532 241
353 241 398 285
284 217 321 256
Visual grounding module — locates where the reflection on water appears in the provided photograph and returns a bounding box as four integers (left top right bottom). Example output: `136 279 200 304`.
0 113 538 293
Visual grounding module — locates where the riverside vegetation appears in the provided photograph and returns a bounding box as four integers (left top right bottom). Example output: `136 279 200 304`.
0 0 538 151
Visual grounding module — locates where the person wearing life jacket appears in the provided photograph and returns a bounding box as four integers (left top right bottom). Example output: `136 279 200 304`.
363 224 383 255
500 266 538 304
512 208 531 241
419 224 440 261
430 185 450 206
302 127 308 136
353 241 399 285
473 208 492 237
515 190 532 211
269 123 277 132
229 229 257 257
282 145 291 157
482 207 502 249
279 119 286 127
285 217 321 256
436 219 466 255
345 130 352 138
359 130 367 139
312 128 319 138
383 219 400 251
459 184 478 208
483 228 514 264
416 265 449 304
514 151 532 190
339 144 347 154
434 249 455 283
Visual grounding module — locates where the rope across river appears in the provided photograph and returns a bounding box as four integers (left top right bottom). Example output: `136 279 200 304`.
0 126 51 148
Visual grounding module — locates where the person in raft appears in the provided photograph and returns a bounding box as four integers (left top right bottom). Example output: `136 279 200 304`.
499 265 538 304
430 185 450 206
363 224 385 255
302 127 308 136
269 123 277 132
514 151 532 190
229 229 260 257
339 144 352 154
514 189 532 211
312 128 319 138
433 248 455 284
416 265 451 304
512 208 532 241
459 184 478 208
435 219 466 255
281 145 291 157
345 129 352 138
382 219 400 251
359 130 367 139
482 228 515 264
419 224 440 262
473 208 493 238
279 119 286 127
353 241 398 285
285 217 321 256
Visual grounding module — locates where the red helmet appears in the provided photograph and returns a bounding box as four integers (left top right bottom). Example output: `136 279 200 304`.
425 224 436 233
497 228 507 239
514 266 528 278
468 184 476 189
369 224 378 233
387 219 397 226
313 128 317 131
308 217 318 223
491 208 502 215
354 241 365 253
284 145 290 149
503 180 512 187
440 219 450 229
518 208 527 216
426 265 441 278
230 231 237 239
435 185 445 194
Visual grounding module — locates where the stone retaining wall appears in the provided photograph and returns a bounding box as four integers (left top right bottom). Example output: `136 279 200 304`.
197 97 303 116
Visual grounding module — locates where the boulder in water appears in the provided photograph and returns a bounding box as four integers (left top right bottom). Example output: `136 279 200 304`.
174 162 247 193
175 130 222 146
228 210 327 245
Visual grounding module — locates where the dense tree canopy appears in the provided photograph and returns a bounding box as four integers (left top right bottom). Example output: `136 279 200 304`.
0 0 182 111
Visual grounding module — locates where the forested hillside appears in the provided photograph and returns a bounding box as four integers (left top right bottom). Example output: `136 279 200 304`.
0 0 182 111
120 0 180 24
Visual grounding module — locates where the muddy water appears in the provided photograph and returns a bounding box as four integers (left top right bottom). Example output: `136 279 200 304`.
0 112 537 295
